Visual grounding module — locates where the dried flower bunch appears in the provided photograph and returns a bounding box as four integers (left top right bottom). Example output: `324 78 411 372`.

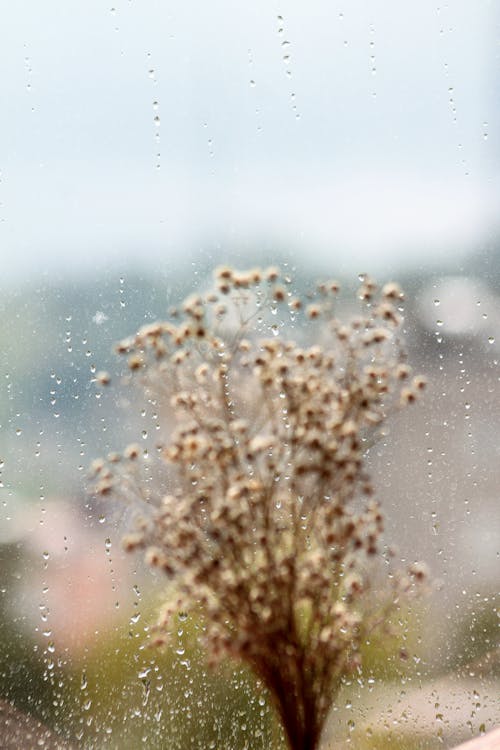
92 266 428 750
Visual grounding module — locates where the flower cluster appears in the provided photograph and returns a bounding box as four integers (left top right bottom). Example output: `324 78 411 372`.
92 266 428 750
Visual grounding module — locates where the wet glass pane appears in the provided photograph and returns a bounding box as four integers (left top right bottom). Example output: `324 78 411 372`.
1 2 498 748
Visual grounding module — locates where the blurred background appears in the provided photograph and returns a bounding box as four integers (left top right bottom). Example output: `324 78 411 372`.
0 1 499 748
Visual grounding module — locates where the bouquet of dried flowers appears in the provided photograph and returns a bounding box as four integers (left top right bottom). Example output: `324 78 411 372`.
92 266 428 750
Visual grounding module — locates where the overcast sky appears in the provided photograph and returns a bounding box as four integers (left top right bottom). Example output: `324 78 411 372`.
1 0 498 284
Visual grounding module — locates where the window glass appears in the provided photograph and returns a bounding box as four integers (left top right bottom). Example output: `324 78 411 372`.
0 2 498 748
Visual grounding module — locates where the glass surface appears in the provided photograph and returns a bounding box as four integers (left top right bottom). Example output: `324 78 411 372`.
0 2 498 748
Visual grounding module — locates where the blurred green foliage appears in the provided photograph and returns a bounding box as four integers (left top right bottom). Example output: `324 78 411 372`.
1 596 281 749
0 582 434 749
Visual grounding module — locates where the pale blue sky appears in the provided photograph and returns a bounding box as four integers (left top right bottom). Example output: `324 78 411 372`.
1 0 498 282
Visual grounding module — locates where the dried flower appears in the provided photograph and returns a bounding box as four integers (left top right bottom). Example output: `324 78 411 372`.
95 370 111 386
93 266 428 750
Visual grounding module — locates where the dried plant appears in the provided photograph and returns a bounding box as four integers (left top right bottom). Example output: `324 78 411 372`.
92 266 428 750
